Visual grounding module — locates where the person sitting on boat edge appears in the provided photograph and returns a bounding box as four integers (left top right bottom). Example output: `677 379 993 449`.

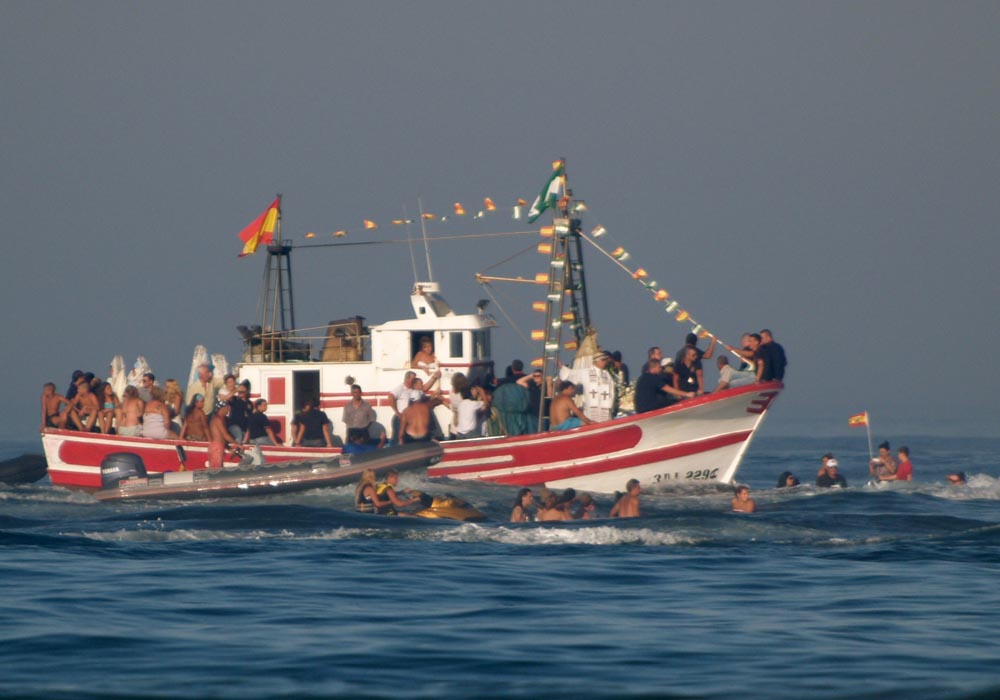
292 398 337 447
40 382 70 431
373 469 422 515
610 479 641 518
355 468 378 513
179 393 209 441
246 398 281 446
731 484 756 513
715 356 756 391
510 488 535 522
817 459 847 488
96 381 120 435
549 380 593 431
66 378 100 432
116 385 144 437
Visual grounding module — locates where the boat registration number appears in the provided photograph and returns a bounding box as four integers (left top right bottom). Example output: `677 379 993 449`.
651 468 719 483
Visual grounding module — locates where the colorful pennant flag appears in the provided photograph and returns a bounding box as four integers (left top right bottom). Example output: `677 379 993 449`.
237 197 280 257
848 412 869 428
453 202 466 216
421 212 436 220
484 197 496 211
305 232 316 239
527 161 566 223
334 230 346 237
363 220 377 230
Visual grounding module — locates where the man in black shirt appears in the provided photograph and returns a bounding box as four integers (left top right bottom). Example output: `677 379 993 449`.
292 399 337 447
635 359 694 413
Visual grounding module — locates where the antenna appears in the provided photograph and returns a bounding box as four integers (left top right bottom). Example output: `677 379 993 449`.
417 196 435 282
403 204 419 286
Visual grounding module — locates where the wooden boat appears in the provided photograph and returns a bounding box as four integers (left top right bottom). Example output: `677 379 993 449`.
42 160 781 494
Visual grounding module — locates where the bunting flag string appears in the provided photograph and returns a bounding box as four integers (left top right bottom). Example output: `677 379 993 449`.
566 221 736 357
281 195 541 240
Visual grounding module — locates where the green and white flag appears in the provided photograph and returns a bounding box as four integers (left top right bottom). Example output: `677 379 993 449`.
527 162 566 223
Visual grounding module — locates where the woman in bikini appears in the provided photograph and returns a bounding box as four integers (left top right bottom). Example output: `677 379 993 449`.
96 382 120 434
179 394 209 441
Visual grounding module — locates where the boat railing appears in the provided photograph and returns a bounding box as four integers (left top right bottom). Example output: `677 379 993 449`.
237 317 369 364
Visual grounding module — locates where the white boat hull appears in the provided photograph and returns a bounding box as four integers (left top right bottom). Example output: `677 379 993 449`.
42 382 780 493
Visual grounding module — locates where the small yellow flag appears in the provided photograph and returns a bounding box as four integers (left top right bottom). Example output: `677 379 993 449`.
453 202 466 216
484 197 496 211
363 220 377 230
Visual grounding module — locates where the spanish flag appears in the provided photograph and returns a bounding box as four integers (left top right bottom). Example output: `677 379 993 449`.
237 197 280 257
848 412 868 428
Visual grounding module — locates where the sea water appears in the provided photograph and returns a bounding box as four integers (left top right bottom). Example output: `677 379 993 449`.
2 435 999 700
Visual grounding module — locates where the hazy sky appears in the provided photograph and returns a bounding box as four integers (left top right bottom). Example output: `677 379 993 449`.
4 1 999 441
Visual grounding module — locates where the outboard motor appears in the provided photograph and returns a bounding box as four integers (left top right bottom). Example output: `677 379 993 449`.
100 452 147 488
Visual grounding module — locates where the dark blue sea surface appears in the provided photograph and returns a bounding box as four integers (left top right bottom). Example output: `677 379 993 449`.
2 435 999 699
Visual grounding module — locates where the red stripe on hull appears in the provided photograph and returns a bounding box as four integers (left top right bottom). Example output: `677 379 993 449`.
482 430 751 486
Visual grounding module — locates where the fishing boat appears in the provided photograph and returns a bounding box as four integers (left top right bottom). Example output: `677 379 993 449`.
42 160 782 493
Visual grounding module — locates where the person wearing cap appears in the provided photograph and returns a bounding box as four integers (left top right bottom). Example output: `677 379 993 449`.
185 363 223 416
557 350 616 423
817 458 848 488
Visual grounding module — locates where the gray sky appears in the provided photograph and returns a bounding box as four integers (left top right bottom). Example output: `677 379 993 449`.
4 1 998 440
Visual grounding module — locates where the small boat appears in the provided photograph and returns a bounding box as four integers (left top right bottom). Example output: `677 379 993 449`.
0 454 48 484
94 442 442 502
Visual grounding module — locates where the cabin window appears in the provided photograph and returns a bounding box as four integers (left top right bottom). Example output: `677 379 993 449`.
473 330 490 360
449 332 464 359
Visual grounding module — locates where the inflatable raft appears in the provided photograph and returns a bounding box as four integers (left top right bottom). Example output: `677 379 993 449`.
94 442 443 502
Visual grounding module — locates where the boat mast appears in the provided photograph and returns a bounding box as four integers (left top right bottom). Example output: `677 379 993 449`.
536 161 592 429
259 194 297 361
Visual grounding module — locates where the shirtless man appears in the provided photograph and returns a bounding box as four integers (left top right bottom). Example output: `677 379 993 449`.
731 485 756 513
116 385 145 437
549 380 593 431
610 478 641 518
208 400 238 469
40 382 69 431
398 394 433 444
66 380 100 432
